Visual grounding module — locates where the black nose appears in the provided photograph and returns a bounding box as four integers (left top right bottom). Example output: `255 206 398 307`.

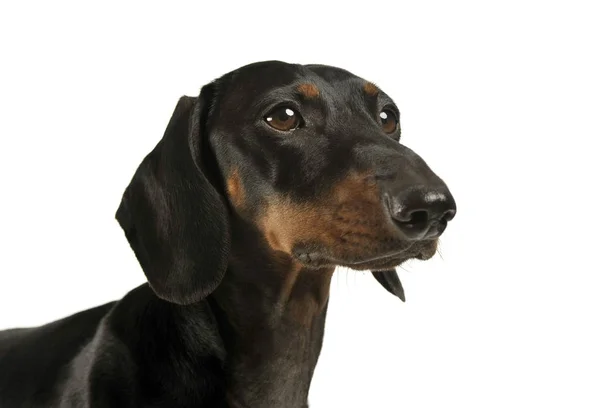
386 186 456 240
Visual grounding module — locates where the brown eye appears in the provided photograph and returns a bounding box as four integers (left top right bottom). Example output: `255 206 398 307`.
265 107 301 131
379 109 399 134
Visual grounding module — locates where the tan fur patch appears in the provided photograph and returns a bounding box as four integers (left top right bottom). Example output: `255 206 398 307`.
286 269 334 326
273 260 334 326
226 168 245 209
257 171 384 255
297 83 320 98
256 172 392 325
364 81 380 96
260 198 326 253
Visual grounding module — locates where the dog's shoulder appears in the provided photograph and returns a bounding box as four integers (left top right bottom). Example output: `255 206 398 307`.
0 300 115 406
79 284 228 406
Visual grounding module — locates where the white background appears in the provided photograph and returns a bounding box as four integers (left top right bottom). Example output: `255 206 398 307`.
1 1 599 407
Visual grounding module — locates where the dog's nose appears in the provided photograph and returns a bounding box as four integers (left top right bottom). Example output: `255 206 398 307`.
386 186 456 240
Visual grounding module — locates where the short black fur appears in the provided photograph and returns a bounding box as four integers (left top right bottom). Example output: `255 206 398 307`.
0 61 456 407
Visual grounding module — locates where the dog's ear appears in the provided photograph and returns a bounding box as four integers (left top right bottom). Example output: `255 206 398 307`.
372 270 405 302
116 84 230 305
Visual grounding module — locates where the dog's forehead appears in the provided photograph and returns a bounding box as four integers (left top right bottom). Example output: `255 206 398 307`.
217 61 370 105
226 60 301 85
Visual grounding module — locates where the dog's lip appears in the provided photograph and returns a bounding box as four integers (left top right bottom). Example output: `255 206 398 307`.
293 239 438 268
344 252 406 266
294 246 414 268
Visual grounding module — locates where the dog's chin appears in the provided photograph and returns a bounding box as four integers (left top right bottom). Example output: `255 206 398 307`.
293 240 438 270
413 241 438 261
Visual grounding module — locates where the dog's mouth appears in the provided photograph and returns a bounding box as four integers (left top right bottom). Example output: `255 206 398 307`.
292 239 438 270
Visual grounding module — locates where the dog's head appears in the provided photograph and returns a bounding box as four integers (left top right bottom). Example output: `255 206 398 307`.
116 61 456 304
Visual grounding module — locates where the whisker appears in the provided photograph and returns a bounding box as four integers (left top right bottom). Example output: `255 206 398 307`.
398 264 410 273
437 240 445 261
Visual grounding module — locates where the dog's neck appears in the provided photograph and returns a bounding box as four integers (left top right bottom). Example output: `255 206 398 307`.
211 231 334 408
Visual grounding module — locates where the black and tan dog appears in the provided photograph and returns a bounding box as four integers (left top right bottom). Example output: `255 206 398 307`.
0 61 456 407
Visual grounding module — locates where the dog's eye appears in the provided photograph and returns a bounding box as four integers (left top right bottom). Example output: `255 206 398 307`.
379 109 399 134
265 107 301 131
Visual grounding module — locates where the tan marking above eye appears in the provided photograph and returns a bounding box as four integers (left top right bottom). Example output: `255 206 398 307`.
364 82 380 96
297 83 320 98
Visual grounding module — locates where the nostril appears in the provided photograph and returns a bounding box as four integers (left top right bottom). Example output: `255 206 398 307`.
405 209 429 226
442 209 456 222
390 207 431 240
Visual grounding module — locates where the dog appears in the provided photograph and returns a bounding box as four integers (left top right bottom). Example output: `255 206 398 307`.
0 60 456 407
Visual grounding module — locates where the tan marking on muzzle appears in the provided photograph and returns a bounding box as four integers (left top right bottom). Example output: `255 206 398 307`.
258 171 384 254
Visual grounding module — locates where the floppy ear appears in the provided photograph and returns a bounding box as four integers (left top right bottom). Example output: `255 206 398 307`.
116 84 230 305
372 270 405 302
